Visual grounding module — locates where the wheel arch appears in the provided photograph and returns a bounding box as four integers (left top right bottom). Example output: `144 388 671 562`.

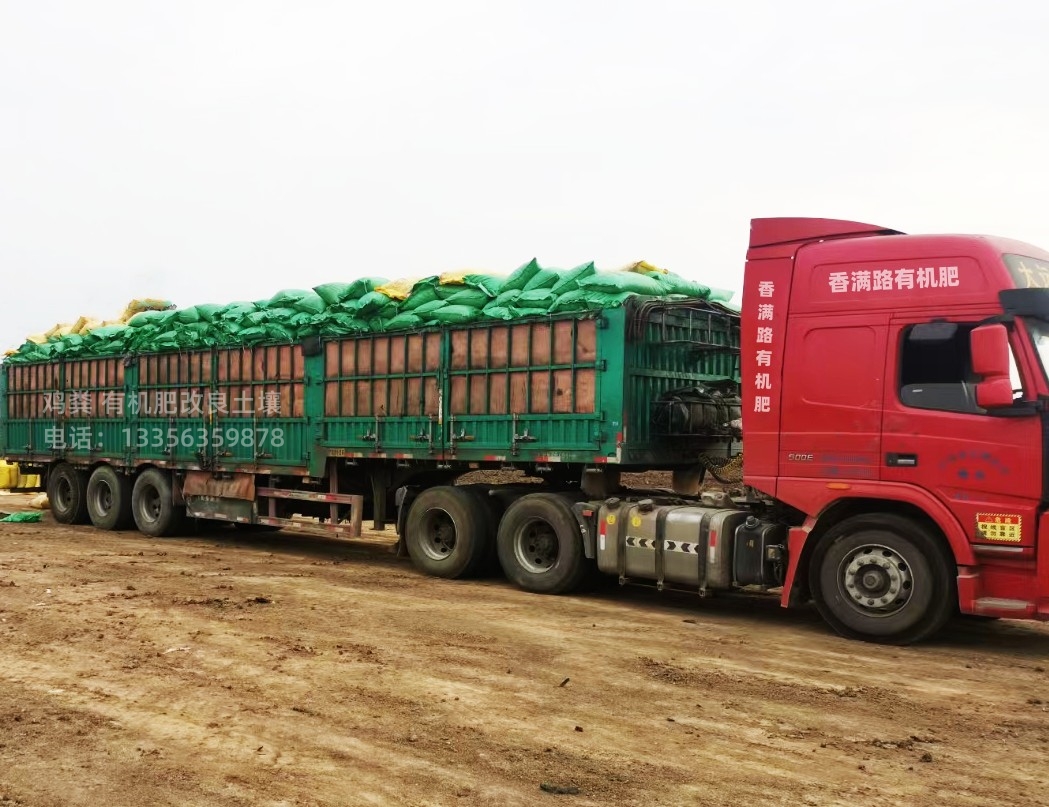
786 497 961 607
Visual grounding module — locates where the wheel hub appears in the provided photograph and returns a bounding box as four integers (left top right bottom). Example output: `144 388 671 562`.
515 521 559 573
55 478 72 510
420 510 456 560
841 544 913 615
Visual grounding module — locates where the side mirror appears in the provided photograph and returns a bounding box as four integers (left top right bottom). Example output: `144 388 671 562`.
971 324 1013 409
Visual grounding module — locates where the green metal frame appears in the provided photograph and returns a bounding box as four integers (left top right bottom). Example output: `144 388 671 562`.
1 301 740 475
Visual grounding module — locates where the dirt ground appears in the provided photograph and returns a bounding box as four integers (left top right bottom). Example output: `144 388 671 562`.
1 493 1048 807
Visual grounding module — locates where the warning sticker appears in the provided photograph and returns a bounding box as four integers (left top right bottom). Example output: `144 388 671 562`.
975 513 1022 543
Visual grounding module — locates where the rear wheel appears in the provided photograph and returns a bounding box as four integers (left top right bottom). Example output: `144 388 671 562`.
47 463 89 525
131 469 186 537
497 493 589 594
86 465 133 530
405 486 489 578
810 514 955 644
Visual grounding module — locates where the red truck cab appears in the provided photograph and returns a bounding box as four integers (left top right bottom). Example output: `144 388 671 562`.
743 217 1049 640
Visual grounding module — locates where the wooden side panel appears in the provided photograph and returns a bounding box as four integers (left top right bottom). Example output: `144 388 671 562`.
575 369 596 414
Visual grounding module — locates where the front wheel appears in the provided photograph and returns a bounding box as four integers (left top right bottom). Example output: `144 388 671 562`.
131 469 186 537
810 514 955 644
497 493 589 594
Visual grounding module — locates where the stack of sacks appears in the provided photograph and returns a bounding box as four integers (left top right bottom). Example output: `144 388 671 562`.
3 264 733 363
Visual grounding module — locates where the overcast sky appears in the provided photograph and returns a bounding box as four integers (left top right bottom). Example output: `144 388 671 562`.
2 0 1047 348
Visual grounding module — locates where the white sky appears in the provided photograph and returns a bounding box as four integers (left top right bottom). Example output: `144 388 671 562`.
2 0 1047 349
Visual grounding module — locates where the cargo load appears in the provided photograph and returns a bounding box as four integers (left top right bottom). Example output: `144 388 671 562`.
3 263 733 364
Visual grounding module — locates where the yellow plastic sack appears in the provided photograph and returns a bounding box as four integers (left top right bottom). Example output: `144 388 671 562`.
0 462 18 490
25 333 49 345
119 298 174 322
29 493 49 510
624 260 667 275
73 317 103 335
438 270 505 286
438 270 471 286
374 278 420 301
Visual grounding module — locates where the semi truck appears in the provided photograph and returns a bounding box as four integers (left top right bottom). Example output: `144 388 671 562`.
3 216 1048 644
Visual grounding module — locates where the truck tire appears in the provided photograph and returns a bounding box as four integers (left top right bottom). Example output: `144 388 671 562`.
405 486 489 579
497 493 589 594
809 514 955 645
86 465 133 530
132 468 186 537
460 485 504 575
47 463 90 525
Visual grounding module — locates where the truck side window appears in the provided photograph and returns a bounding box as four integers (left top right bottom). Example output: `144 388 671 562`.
898 323 982 414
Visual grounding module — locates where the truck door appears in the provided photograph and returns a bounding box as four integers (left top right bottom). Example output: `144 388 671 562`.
778 314 888 481
881 317 1042 549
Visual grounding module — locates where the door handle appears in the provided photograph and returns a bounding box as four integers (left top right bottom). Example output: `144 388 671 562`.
886 453 918 467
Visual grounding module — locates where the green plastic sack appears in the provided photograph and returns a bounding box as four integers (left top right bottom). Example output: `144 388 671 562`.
550 261 596 295
445 288 490 308
461 274 504 297
235 326 269 343
580 271 665 295
128 310 175 328
512 307 551 318
500 259 541 292
492 288 522 307
192 303 224 322
291 291 327 315
319 313 369 336
174 306 200 323
263 323 295 341
265 289 312 310
401 284 439 311
648 271 711 299
0 511 42 523
313 282 355 306
356 291 393 316
517 288 557 308
521 268 559 292
220 302 257 321
346 277 389 299
265 306 300 323
384 312 424 331
429 305 480 325
549 288 634 313
480 305 515 321
412 299 448 316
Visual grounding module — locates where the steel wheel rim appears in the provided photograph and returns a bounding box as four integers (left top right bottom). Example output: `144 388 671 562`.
54 476 73 512
418 508 456 562
92 481 113 515
139 485 162 524
837 543 913 617
513 518 559 574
